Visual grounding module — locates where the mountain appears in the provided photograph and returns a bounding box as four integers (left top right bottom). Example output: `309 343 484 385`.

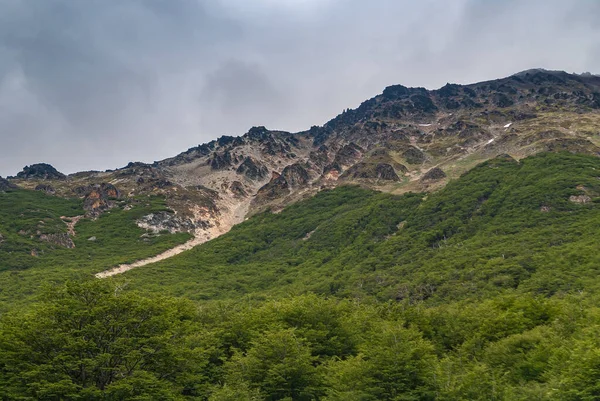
5 69 600 251
2 70 600 400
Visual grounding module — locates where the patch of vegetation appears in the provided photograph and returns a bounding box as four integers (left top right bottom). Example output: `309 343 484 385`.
0 191 191 309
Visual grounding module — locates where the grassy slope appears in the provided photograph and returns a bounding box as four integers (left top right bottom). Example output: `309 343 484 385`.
0 192 190 310
122 152 600 304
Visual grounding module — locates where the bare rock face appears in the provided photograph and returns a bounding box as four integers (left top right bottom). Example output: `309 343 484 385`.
0 177 16 191
16 163 66 180
421 167 447 181
40 233 75 249
79 183 122 216
281 163 310 187
35 184 56 195
210 151 233 170
334 143 364 166
136 212 198 234
256 172 290 201
236 157 269 180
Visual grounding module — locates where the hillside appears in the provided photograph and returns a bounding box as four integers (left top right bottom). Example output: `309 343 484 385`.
1 152 600 399
2 70 600 399
3 69 600 259
120 152 600 303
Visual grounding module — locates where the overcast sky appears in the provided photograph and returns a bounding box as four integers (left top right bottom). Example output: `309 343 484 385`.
0 0 599 176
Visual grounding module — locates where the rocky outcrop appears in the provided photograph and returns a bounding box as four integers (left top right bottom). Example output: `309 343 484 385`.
0 177 16 191
341 163 401 181
281 164 310 187
77 183 122 216
236 157 269 180
421 167 447 181
402 147 426 164
40 233 75 249
210 151 233 170
570 194 592 204
35 184 56 195
16 163 66 180
256 172 290 201
136 212 198 234
230 181 248 198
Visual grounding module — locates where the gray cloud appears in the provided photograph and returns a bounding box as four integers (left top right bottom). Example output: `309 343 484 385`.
0 0 599 175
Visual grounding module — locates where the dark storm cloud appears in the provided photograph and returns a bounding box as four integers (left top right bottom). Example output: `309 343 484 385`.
0 0 599 175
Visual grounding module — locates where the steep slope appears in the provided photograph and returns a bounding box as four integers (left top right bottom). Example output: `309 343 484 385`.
122 152 600 304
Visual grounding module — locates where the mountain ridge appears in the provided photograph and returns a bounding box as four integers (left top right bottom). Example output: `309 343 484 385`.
4 69 600 256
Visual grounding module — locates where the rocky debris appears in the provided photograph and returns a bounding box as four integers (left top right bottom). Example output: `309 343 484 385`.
88 236 97 241
421 167 447 181
40 233 75 249
0 233 4 243
341 163 401 181
236 157 269 180
281 164 310 187
570 194 592 204
403 147 426 164
0 177 16 191
230 181 248 198
35 184 56 195
256 172 290 201
16 163 66 180
137 212 197 234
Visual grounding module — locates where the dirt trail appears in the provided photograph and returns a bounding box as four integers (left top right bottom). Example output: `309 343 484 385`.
95 198 251 279
95 230 213 278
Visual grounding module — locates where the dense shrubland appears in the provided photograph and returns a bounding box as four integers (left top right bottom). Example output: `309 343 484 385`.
2 280 600 400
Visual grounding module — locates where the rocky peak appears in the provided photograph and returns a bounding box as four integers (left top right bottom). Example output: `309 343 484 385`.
16 163 66 180
245 126 271 141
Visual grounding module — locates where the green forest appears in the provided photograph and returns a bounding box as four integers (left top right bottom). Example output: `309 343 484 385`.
2 152 600 400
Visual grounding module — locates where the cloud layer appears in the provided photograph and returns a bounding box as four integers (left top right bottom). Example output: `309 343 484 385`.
0 0 599 175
